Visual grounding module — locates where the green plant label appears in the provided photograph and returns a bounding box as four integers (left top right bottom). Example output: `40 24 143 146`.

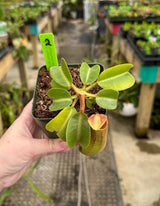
39 33 58 70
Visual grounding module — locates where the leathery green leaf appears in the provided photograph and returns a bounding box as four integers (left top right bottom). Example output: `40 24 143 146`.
97 64 135 91
96 89 119 110
50 79 68 89
49 63 72 90
47 88 72 111
86 98 95 110
80 62 100 85
46 107 77 141
66 112 91 149
61 58 72 83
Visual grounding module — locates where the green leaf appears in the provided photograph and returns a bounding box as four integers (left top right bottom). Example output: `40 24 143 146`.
50 79 68 89
86 98 95 109
23 176 54 204
61 58 73 84
0 8 3 21
80 63 100 85
47 88 72 111
66 112 91 149
46 107 77 141
97 64 135 91
96 89 119 110
49 58 72 90
49 66 70 90
19 46 27 60
0 188 14 205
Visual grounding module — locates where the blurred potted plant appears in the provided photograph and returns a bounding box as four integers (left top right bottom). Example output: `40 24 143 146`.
120 22 131 38
118 83 140 117
0 83 28 132
32 33 135 156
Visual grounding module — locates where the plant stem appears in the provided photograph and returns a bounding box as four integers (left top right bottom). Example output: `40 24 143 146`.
72 96 78 107
25 159 41 176
71 84 81 94
71 95 77 99
84 91 96 98
82 85 86 90
0 188 14 206
23 175 54 204
79 94 85 113
86 82 98 92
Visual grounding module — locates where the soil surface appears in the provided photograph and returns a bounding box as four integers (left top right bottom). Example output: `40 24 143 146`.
34 66 105 118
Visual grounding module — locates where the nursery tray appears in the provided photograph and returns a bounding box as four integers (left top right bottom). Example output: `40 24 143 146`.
107 15 142 23
0 47 11 60
2 138 124 206
107 15 160 24
127 34 160 66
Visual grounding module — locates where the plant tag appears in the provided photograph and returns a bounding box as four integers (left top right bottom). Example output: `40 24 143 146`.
39 33 58 70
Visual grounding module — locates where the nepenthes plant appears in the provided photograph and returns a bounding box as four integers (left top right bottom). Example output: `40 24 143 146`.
45 58 135 156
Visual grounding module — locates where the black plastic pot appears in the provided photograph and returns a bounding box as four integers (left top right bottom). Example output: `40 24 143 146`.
32 63 105 139
0 47 11 60
119 28 128 39
107 14 160 24
107 14 143 24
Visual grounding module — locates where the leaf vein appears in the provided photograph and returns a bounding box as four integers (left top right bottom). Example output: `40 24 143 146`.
60 69 70 87
54 98 71 103
77 114 82 142
85 68 90 84
99 72 128 83
58 110 72 133
97 97 116 101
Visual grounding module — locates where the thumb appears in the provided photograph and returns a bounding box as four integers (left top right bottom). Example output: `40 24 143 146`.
30 138 70 157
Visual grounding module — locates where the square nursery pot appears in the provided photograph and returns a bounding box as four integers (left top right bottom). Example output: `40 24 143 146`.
32 63 105 139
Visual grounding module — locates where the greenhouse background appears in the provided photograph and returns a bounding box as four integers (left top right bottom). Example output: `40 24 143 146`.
0 0 160 206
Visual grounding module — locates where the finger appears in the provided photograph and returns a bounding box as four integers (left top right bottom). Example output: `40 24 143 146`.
18 99 39 134
20 99 33 121
32 126 49 139
30 138 70 157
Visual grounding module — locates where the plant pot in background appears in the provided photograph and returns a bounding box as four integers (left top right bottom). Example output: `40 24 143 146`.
119 102 138 117
32 63 105 139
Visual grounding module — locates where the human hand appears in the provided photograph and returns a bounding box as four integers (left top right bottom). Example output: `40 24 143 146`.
0 100 70 191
